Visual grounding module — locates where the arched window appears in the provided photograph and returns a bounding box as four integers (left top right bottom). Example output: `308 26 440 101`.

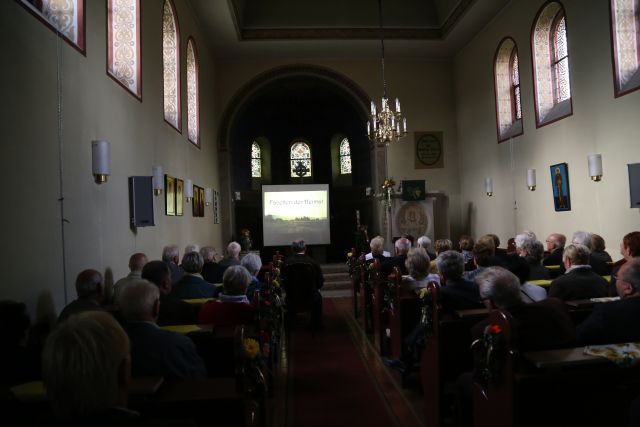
531 2 572 127
186 37 200 146
290 141 312 178
162 0 181 130
107 0 141 99
493 37 524 142
251 141 262 178
339 138 352 174
18 0 85 53
610 0 640 97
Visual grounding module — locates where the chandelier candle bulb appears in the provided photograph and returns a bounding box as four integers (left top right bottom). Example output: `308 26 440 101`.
485 177 494 196
403 117 407 133
588 154 603 181
527 169 536 190
396 98 400 113
371 101 376 115
152 165 163 196
185 179 193 202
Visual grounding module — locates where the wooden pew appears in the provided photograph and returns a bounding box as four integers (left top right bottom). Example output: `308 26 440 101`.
359 257 375 334
371 263 393 355
472 310 640 427
386 271 423 360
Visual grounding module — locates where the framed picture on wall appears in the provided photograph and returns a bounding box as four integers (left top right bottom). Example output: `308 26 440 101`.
199 186 205 217
176 178 184 216
415 132 444 169
193 185 205 217
213 190 220 224
549 162 571 211
165 175 176 216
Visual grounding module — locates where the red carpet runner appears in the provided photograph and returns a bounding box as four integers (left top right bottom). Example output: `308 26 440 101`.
289 299 397 426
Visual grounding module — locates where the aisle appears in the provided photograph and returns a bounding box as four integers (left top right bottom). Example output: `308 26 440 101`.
287 298 420 427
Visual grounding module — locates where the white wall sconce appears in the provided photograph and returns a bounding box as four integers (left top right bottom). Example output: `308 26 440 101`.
588 154 603 182
205 188 212 206
91 140 110 184
485 177 493 197
152 165 163 196
185 179 193 203
527 169 536 191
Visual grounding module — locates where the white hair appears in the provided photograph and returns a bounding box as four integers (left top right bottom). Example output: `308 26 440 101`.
241 253 262 275
227 241 241 257
417 236 432 251
184 244 200 255
572 231 593 250
200 246 218 263
162 245 179 262
119 279 159 321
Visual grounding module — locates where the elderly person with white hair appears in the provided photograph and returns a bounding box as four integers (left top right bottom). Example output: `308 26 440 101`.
120 280 206 379
381 237 412 277
417 235 437 260
241 252 264 301
571 230 609 275
170 251 218 299
210 241 242 283
365 235 391 261
403 248 440 291
200 246 220 283
199 265 255 326
548 244 608 301
162 244 184 285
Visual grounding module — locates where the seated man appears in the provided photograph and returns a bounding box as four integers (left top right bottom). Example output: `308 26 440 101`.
209 241 242 284
437 251 484 311
170 252 218 300
240 253 264 301
141 260 197 326
548 244 608 301
459 235 475 272
58 269 106 323
200 246 220 284
381 237 411 277
199 266 255 326
281 240 324 328
402 248 440 291
365 235 391 262
42 311 136 424
112 252 148 305
572 230 610 276
542 233 566 267
416 235 437 261
520 238 550 280
120 280 206 379
162 244 184 285
463 237 495 282
577 258 640 345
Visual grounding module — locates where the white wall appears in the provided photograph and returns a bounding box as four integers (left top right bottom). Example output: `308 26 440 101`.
454 0 640 258
0 1 222 322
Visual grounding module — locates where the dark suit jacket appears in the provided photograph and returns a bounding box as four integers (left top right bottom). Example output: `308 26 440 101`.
543 248 564 267
282 253 324 290
170 275 219 300
526 257 551 280
124 321 207 379
57 298 105 323
577 298 640 345
167 261 184 285
440 278 483 311
381 254 408 277
548 267 608 301
472 298 576 352
201 261 219 283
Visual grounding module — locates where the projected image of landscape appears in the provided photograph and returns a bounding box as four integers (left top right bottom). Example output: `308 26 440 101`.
262 185 330 246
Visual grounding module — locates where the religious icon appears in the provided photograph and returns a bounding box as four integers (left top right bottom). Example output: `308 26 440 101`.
549 163 571 211
165 175 176 216
176 179 184 216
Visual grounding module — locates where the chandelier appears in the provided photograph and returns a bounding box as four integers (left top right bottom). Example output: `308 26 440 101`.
367 0 407 146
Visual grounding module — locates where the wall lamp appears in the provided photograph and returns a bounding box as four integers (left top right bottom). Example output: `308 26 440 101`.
527 169 536 191
205 188 213 206
485 177 493 197
185 179 193 203
588 154 603 182
91 140 110 184
152 165 163 196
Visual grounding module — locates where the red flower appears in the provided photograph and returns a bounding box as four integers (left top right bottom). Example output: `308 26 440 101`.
488 324 502 335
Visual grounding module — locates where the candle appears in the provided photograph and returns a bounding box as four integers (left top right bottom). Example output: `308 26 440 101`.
371 101 376 115
403 117 407 133
395 98 400 113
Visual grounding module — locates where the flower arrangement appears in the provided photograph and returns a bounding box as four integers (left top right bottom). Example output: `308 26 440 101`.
382 178 396 190
243 338 261 359
473 323 506 388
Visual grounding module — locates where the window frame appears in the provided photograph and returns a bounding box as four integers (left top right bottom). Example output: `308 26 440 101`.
17 0 86 55
550 13 570 104
493 37 524 143
339 137 352 175
509 48 522 123
251 141 262 178
289 140 313 178
106 0 142 101
609 0 640 97
186 36 200 148
162 0 182 132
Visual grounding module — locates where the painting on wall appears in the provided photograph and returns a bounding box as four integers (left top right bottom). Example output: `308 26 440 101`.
165 175 175 216
199 186 205 217
176 179 184 216
402 180 426 201
192 185 205 217
549 162 571 211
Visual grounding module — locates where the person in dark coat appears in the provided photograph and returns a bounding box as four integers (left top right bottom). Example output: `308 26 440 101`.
141 261 197 326
543 233 566 267
577 258 640 345
170 252 218 299
162 244 184 286
58 269 107 323
437 250 483 311
381 237 411 277
548 244 608 301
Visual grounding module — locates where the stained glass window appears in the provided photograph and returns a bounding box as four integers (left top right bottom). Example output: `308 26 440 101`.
339 138 352 175
19 0 85 53
290 142 312 178
187 38 199 146
162 0 180 130
251 141 262 178
107 0 141 99
611 0 640 96
552 16 571 103
511 51 522 120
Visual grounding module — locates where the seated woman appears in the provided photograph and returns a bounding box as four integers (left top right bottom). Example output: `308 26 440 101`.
241 253 263 302
365 235 390 262
199 265 255 326
402 248 440 292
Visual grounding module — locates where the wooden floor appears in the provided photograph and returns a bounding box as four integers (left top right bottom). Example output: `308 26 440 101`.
270 295 424 427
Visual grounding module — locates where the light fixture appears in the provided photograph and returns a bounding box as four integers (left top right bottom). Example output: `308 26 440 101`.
185 179 193 203
588 154 603 181
527 169 536 191
91 140 110 184
367 0 407 146
152 165 163 196
204 188 212 206
485 177 493 197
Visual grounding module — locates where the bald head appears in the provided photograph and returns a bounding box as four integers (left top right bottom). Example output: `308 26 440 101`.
75 269 104 300
128 253 148 272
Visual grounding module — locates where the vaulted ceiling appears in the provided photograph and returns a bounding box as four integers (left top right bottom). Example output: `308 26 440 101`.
188 0 511 60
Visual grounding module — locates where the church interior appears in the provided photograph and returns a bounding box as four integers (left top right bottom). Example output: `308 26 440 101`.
2 0 640 425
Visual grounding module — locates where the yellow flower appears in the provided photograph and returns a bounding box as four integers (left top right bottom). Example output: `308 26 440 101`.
347 252 353 258
243 338 260 359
